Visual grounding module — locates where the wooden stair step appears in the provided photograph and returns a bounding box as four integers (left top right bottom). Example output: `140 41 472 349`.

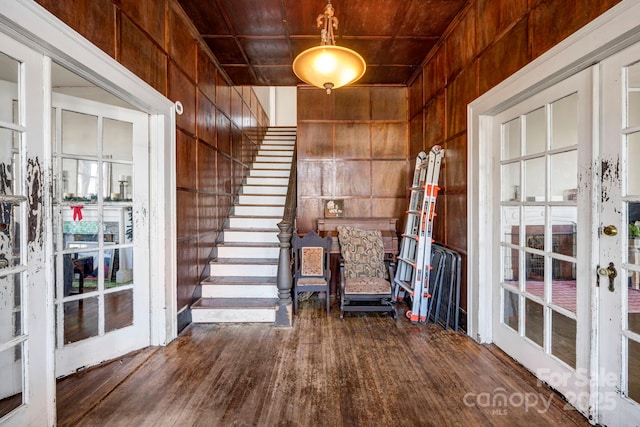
215 242 280 248
195 126 294 324
202 276 277 285
210 257 278 265
193 298 278 309
191 298 277 323
201 276 278 298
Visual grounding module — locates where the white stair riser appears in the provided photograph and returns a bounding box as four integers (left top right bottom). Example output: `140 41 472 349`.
238 195 286 205
192 308 275 323
228 217 281 228
217 245 279 259
223 230 279 243
259 145 294 151
254 156 292 163
202 284 278 299
258 150 293 156
251 163 291 171
263 136 295 141
209 263 278 276
233 205 284 216
241 186 287 195
249 169 290 178
245 177 289 186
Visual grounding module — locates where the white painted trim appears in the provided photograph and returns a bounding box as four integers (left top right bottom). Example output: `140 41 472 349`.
466 111 494 343
269 87 277 127
42 55 56 427
0 0 178 348
588 64 602 422
467 0 640 342
150 112 178 345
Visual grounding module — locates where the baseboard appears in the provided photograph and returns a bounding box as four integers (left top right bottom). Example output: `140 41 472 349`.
177 307 192 333
458 308 467 332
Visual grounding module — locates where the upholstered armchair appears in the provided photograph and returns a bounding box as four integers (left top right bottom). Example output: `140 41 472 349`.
336 225 396 319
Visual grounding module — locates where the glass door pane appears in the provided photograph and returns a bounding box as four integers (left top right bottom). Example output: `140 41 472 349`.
624 62 640 406
0 51 26 419
499 94 579 366
629 199 640 336
51 61 149 378
625 102 640 402
52 69 132 340
493 68 591 415
54 101 135 344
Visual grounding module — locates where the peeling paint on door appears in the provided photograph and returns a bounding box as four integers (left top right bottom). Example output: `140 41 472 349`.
27 157 43 245
601 157 620 204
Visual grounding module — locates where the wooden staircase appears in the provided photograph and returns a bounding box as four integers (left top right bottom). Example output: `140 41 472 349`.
191 127 296 323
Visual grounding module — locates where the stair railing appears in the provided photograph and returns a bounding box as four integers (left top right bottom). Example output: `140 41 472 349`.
275 145 296 327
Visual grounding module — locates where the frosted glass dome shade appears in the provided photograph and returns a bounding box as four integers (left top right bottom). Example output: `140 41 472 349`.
292 45 366 93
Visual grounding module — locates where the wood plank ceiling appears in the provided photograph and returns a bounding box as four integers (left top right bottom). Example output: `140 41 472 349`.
178 0 468 86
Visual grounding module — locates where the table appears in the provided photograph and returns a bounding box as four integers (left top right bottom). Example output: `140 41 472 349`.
72 256 94 294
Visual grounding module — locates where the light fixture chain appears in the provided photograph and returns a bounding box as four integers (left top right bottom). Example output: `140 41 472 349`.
318 1 338 46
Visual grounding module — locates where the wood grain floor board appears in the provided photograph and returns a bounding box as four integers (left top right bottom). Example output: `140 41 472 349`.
55 346 159 426
57 297 589 426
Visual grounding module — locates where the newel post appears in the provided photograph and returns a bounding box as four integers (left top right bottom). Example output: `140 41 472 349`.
275 220 293 327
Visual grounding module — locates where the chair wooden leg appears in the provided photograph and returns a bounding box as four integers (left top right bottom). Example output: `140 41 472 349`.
326 292 330 315
293 291 298 314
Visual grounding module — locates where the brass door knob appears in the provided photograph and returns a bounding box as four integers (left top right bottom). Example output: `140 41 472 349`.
603 225 618 236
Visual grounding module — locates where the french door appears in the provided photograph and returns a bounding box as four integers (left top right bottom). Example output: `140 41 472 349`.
52 92 151 377
492 68 594 415
0 33 54 425
491 42 640 423
598 42 640 425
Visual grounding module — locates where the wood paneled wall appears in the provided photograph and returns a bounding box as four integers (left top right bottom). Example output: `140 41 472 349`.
34 0 269 317
35 0 623 324
408 0 622 311
296 86 408 233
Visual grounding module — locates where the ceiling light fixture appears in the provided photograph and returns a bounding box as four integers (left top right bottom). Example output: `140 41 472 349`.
292 0 366 94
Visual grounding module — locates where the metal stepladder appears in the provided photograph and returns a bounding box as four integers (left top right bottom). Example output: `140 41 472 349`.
393 145 444 324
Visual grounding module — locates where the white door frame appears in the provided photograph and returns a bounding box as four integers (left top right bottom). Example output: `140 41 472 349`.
51 93 153 377
488 68 595 415
0 31 53 427
598 43 640 425
468 0 640 423
0 0 178 350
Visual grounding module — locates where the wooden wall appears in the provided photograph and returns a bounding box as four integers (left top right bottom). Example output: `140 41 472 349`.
35 0 624 326
296 86 408 232
408 0 622 313
34 0 269 319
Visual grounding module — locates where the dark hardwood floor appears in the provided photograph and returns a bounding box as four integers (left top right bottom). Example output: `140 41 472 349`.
56 297 590 426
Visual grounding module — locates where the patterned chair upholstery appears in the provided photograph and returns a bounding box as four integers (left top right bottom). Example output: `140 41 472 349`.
337 225 396 319
292 230 333 315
